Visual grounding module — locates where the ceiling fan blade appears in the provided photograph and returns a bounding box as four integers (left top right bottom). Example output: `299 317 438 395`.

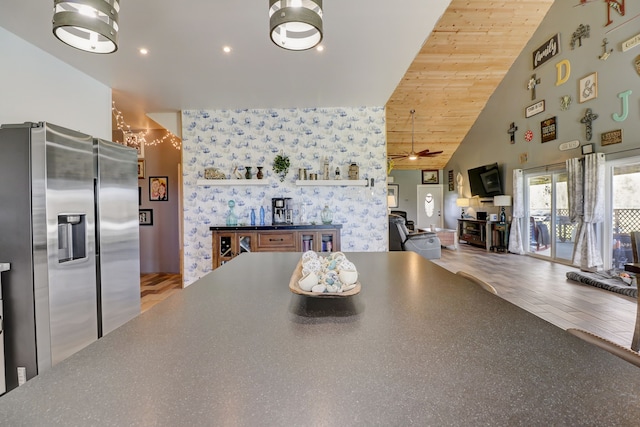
388 153 409 159
416 149 443 157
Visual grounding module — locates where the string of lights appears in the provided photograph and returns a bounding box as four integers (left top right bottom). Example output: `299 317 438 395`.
111 101 182 150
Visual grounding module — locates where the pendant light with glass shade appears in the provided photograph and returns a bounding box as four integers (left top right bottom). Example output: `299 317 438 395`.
52 0 120 54
269 0 323 51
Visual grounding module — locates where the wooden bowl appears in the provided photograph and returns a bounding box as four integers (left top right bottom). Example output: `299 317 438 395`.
289 258 361 298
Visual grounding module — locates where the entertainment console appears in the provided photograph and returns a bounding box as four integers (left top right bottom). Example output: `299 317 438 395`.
458 219 510 252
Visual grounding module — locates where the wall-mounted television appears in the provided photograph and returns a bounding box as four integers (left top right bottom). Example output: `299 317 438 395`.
468 163 503 198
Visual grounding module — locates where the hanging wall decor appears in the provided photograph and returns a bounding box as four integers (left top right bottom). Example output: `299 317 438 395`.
532 33 561 69
540 117 558 143
524 129 534 142
525 100 545 118
613 90 632 122
570 24 590 49
599 38 613 60
555 59 570 86
527 74 541 100
580 108 599 141
579 72 597 103
605 0 626 27
622 33 640 52
635 55 640 75
560 95 572 111
601 129 623 146
508 122 518 144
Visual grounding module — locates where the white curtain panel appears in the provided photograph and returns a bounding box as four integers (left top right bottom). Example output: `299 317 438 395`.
566 157 584 264
508 169 525 254
570 153 605 270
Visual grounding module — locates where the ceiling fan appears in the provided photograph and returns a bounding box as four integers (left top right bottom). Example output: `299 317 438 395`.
388 109 443 160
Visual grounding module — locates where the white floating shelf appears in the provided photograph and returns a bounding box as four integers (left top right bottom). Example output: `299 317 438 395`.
295 179 368 187
196 179 269 186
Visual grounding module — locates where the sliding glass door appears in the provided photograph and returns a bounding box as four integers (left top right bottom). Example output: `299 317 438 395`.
526 170 577 263
608 159 640 269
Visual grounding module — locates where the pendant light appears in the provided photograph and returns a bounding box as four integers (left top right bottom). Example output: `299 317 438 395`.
408 109 418 160
269 0 323 51
53 0 120 54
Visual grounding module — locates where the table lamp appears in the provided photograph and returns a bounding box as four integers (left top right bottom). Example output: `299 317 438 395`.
493 195 512 223
456 198 469 218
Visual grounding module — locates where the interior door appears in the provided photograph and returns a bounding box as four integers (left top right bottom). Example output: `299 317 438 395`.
416 185 443 230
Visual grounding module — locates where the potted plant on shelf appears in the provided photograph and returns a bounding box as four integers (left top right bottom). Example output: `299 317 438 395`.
273 153 290 182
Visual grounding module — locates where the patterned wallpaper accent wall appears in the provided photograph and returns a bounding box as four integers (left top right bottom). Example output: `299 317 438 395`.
181 107 388 285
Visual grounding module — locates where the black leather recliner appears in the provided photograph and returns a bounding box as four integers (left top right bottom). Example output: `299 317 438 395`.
390 210 415 231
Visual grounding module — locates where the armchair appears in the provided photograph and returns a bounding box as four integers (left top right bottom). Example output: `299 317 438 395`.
389 215 441 259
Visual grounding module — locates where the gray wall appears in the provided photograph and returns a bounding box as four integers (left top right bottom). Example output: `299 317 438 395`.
443 0 640 230
132 130 181 274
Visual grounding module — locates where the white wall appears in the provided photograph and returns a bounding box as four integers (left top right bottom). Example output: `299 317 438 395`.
181 107 388 286
0 27 111 138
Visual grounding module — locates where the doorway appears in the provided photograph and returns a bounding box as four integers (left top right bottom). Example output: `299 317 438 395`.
416 185 443 230
526 170 576 263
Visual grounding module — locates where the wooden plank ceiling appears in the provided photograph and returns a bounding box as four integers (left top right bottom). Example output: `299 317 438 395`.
386 0 554 170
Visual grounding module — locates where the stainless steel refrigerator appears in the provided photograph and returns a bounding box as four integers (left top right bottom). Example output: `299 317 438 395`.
0 122 140 393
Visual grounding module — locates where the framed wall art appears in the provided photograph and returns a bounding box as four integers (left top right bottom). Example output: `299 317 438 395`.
421 170 439 184
579 72 597 103
540 117 557 143
137 159 145 179
149 176 168 201
139 209 153 226
387 184 399 208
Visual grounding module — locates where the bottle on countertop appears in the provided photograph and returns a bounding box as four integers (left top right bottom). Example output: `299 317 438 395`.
250 208 256 226
259 206 266 226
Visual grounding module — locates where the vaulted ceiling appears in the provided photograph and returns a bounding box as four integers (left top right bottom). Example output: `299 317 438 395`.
386 0 554 170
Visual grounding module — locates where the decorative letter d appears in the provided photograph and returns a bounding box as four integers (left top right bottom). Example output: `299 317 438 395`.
555 60 570 86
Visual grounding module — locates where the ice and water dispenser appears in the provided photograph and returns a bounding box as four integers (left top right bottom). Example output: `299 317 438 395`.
57 214 87 263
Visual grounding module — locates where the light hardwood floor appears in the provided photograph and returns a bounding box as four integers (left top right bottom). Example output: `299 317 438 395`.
140 246 638 348
140 273 182 313
432 243 637 348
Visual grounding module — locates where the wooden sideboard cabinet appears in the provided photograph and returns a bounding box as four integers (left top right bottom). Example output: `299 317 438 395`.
458 219 510 252
210 224 342 269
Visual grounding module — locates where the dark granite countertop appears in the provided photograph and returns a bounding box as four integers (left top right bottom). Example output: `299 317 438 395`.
210 223 342 231
0 252 638 425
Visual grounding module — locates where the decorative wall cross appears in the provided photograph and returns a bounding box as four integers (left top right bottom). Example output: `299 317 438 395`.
528 74 541 100
571 24 590 49
580 108 599 141
507 122 518 144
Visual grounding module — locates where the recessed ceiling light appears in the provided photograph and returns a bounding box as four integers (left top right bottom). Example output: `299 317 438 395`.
316 45 324 52
223 46 232 53
139 48 149 55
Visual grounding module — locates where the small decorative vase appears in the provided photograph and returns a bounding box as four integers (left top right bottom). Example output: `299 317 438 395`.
256 166 264 179
226 200 238 226
245 166 252 179
321 205 333 224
